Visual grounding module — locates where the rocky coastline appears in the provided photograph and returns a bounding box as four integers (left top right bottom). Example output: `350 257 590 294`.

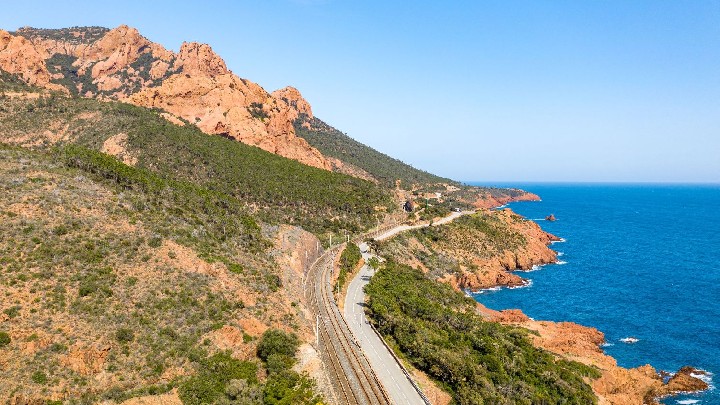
463 208 710 404
378 196 709 404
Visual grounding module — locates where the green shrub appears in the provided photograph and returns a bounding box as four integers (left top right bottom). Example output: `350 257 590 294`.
178 352 258 405
265 354 296 375
263 370 321 405
3 306 20 318
256 329 299 363
365 261 599 404
224 379 262 404
115 328 134 343
31 370 48 384
50 343 68 353
77 267 115 298
0 331 10 347
148 235 162 248
336 243 362 290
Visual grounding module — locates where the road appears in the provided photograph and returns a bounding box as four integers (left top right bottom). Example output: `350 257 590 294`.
305 246 391 405
373 210 466 241
343 210 473 404
344 247 426 404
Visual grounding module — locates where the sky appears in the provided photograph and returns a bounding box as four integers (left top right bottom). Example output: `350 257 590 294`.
2 1 719 182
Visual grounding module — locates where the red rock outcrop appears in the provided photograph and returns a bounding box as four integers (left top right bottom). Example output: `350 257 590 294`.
438 208 560 291
127 72 335 169
61 342 111 375
442 268 526 290
476 303 709 404
0 25 356 173
175 41 228 76
0 30 64 91
661 366 709 395
471 190 541 209
86 26 154 76
272 86 313 123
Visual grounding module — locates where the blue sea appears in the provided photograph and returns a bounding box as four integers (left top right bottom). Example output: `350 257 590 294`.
468 183 719 404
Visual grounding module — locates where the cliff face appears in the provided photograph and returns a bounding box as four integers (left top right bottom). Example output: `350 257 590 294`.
127 69 334 169
471 190 541 209
0 29 65 91
0 25 342 171
488 308 708 405
381 208 559 291
442 208 558 290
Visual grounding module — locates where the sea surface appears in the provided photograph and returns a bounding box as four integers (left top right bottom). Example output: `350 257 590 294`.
467 183 719 405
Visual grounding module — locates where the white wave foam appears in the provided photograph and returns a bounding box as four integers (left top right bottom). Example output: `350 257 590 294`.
550 238 567 244
518 264 542 273
620 337 639 344
676 400 700 404
556 260 568 265
601 342 615 347
509 280 533 289
475 286 502 295
557 251 564 257
690 370 714 390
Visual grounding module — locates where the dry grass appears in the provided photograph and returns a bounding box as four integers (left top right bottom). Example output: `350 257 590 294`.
0 146 300 403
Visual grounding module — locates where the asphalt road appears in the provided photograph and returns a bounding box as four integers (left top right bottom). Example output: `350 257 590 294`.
344 246 426 405
343 211 473 404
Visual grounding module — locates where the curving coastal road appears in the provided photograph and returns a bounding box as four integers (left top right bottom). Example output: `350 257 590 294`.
344 247 427 405
343 210 472 404
305 210 472 404
304 245 390 405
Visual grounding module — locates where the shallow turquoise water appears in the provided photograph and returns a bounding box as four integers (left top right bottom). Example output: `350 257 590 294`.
468 183 719 404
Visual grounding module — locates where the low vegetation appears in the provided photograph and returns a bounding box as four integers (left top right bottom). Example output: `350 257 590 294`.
0 144 318 402
380 211 528 279
364 262 600 404
417 203 451 222
256 329 321 405
336 243 362 291
12 26 110 45
0 78 394 240
0 331 10 347
295 115 452 188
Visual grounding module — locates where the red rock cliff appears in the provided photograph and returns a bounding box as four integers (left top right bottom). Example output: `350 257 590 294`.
0 25 343 171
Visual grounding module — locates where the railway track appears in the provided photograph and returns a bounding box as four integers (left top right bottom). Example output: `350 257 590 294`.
305 245 391 405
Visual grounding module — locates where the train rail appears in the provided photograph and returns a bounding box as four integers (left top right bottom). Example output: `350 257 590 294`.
305 245 390 405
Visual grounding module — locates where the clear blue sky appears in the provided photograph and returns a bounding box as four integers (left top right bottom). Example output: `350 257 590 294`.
3 1 719 182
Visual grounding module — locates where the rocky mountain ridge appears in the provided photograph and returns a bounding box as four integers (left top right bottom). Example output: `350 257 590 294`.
0 25 353 171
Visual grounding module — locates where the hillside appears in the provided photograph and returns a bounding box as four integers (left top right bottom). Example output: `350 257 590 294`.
379 209 559 290
365 261 600 404
0 25 352 171
2 25 542 198
0 144 324 403
0 76 394 240
0 23 578 405
295 115 452 188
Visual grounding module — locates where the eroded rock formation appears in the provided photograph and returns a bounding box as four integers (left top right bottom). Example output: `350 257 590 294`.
486 306 709 405
0 25 343 170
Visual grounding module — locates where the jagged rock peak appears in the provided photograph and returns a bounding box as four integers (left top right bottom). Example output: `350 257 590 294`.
85 25 151 59
176 41 229 76
0 29 64 91
102 24 143 42
272 86 313 119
